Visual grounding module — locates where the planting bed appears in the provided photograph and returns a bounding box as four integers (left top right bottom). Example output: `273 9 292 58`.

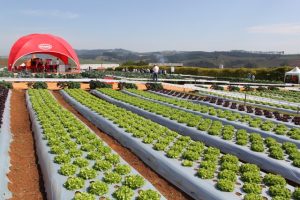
27 89 163 200
127 89 300 140
62 89 299 200
198 89 299 114
0 88 12 199
52 91 190 200
152 89 300 126
93 89 300 184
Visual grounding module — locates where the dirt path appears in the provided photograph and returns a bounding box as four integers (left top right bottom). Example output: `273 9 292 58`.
52 90 192 200
8 90 46 200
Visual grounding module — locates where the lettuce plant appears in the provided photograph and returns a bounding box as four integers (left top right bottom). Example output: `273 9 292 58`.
64 177 85 190
78 167 98 180
88 181 109 195
59 164 77 176
216 179 235 192
124 175 145 189
74 192 95 200
113 186 134 200
137 189 161 200
103 172 122 184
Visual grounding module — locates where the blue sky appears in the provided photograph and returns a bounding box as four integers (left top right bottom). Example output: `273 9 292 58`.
1 0 300 55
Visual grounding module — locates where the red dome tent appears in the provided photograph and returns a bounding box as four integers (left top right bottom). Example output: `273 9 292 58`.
8 33 80 71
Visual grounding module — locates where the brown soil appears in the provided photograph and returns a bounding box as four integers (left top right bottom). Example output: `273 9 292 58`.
8 90 46 200
52 91 193 200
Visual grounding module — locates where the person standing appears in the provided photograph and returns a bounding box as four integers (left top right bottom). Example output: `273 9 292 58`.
152 65 159 81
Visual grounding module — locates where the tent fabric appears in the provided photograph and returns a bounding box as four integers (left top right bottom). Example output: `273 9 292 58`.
8 33 80 71
284 67 300 84
285 67 300 75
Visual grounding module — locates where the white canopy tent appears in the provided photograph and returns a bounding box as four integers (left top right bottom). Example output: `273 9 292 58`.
284 67 300 84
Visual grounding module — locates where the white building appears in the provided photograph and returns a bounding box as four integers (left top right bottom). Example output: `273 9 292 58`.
149 63 183 67
80 64 120 71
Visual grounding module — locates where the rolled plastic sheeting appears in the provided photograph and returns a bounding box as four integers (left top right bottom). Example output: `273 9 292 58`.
0 90 12 199
196 91 298 115
60 90 242 200
91 90 300 185
125 90 300 147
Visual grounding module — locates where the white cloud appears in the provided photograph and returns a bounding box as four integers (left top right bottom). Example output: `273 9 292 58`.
22 9 79 19
247 23 300 34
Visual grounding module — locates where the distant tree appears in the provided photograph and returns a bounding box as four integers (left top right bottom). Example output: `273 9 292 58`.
245 62 257 68
280 61 289 66
122 60 136 66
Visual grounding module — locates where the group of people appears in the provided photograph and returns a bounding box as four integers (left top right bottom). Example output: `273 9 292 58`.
121 65 166 82
14 58 60 73
247 73 256 81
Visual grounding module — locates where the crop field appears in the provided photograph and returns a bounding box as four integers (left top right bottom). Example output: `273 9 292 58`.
1 83 300 200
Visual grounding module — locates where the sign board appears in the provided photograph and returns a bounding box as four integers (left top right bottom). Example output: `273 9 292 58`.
171 67 175 73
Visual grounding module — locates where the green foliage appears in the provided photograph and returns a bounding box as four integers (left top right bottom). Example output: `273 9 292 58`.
74 192 95 200
68 149 82 158
57 81 81 89
145 83 163 90
103 172 122 184
78 167 97 180
181 160 193 167
86 151 102 160
218 170 237 182
269 185 291 198
197 169 215 179
105 153 120 165
240 164 259 173
64 177 85 190
263 173 286 186
29 81 48 89
293 188 300 200
242 183 262 194
241 172 261 183
54 154 71 164
113 186 134 200
89 80 112 89
124 175 145 189
243 193 264 200
59 164 77 176
182 150 200 161
88 181 109 195
293 159 300 167
216 179 235 192
220 162 239 172
227 85 240 91
73 158 89 168
114 164 131 175
118 82 137 89
137 189 161 200
0 81 12 89
93 160 113 171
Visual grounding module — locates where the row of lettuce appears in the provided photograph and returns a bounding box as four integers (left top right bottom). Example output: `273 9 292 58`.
28 89 162 200
0 87 11 199
151 88 300 126
0 88 9 125
97 89 300 171
65 89 300 200
127 89 300 138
